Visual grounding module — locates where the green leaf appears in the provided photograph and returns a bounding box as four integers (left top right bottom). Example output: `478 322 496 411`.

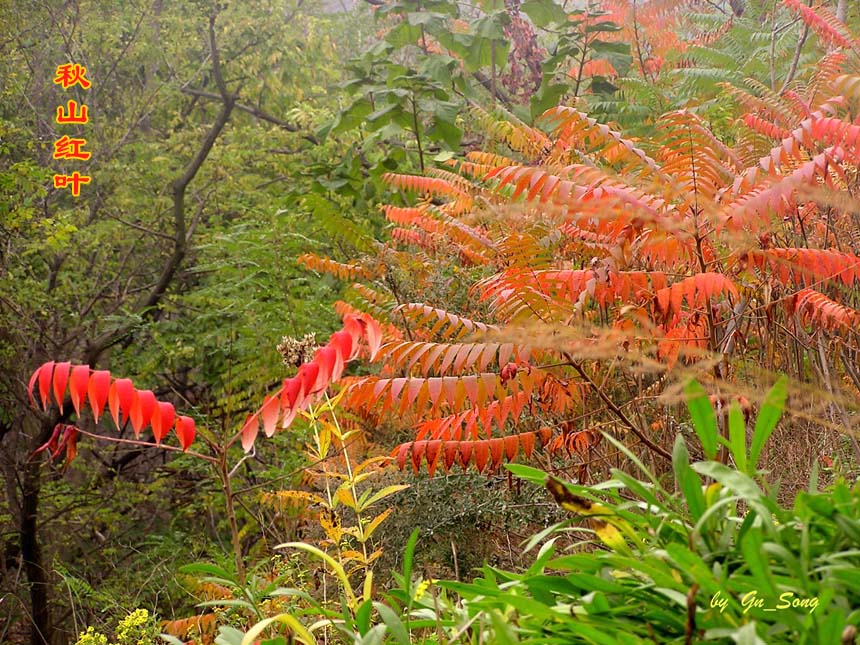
178 562 235 580
386 21 422 47
740 528 776 596
159 636 186 645
521 0 568 27
749 376 787 471
373 601 410 645
673 434 705 521
489 609 520 644
362 484 410 509
430 116 462 149
728 401 747 473
355 598 373 635
685 380 718 460
505 463 549 485
214 626 245 645
242 615 315 645
530 83 568 120
403 528 420 600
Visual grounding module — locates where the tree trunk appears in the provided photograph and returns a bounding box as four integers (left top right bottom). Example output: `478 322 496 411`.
836 0 847 23
20 417 55 645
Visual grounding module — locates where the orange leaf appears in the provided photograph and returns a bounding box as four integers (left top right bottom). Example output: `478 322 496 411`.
489 437 505 470
538 427 553 446
397 442 412 470
473 440 490 473
504 435 519 462
458 441 474 470
461 375 479 407
412 441 427 474
520 431 536 458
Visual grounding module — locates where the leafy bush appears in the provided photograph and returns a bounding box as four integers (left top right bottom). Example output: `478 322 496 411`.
243 376 860 643
75 609 159 645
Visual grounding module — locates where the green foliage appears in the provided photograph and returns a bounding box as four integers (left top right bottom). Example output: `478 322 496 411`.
261 377 860 643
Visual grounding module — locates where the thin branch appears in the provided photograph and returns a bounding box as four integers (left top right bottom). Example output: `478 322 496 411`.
562 353 672 462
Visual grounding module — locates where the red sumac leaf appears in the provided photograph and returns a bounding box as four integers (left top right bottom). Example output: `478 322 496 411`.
175 416 196 451
109 379 135 429
37 361 55 411
296 362 320 396
412 440 427 474
261 395 280 438
70 365 90 416
329 329 355 362
87 370 111 422
314 345 342 387
281 377 304 411
28 366 40 408
151 401 175 443
130 390 156 436
241 413 259 453
396 442 412 470
425 440 442 477
64 427 79 464
443 442 459 472
53 362 71 413
33 424 63 457
362 314 383 360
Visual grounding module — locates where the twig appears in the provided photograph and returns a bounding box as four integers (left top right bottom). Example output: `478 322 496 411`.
562 353 672 462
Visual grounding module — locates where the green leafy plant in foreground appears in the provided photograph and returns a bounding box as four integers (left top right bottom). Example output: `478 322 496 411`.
242 375 860 643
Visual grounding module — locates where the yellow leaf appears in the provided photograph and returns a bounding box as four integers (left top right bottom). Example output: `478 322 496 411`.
547 476 631 551
362 484 410 510
705 482 722 506
591 519 627 551
360 508 393 542
363 570 373 602
336 486 357 510
260 490 327 512
353 456 393 476
340 549 366 563
319 508 342 543
546 477 610 516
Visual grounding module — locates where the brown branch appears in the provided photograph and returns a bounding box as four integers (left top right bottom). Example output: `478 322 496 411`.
180 87 319 144
70 428 217 463
562 353 672 462
85 13 236 361
779 1 810 94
